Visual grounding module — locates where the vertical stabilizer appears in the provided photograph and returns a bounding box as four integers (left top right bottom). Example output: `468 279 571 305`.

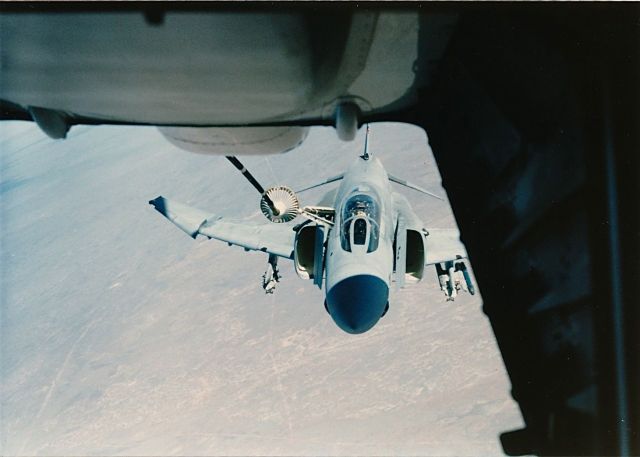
361 124 371 161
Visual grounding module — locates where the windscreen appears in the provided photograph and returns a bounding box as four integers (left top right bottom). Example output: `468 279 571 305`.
340 193 380 253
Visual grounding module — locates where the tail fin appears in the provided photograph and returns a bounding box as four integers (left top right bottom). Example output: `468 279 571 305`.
360 124 371 161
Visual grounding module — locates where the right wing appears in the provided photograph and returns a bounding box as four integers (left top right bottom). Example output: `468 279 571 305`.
149 196 295 259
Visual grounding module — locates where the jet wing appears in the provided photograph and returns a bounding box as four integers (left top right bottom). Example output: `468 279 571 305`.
424 228 468 266
394 191 467 267
149 196 295 259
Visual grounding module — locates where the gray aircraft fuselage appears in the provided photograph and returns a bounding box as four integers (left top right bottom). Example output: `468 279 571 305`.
149 142 467 335
323 156 402 334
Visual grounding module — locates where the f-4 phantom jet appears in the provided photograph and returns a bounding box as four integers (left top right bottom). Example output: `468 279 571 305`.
150 127 474 334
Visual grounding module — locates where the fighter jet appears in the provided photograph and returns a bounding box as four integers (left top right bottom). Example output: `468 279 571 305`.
149 127 474 334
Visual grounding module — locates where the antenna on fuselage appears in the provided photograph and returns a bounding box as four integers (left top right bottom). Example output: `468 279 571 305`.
360 124 371 161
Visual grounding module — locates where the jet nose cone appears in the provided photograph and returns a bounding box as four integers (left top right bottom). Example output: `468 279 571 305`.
326 275 389 334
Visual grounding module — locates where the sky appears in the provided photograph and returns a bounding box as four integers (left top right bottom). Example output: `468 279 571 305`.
0 121 523 456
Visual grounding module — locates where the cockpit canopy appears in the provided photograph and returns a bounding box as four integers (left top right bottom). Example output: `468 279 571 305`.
340 193 381 253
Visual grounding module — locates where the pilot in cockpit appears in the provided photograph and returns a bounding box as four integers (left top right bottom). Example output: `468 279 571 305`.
341 193 381 253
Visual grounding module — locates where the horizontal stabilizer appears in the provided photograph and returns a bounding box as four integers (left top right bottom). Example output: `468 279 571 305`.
296 174 344 193
387 173 443 201
149 196 212 239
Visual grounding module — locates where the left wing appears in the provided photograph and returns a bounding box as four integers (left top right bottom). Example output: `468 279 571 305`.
149 196 295 259
395 190 472 296
394 192 467 266
424 228 468 265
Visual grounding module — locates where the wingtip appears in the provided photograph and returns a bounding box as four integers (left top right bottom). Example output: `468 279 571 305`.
148 196 167 215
